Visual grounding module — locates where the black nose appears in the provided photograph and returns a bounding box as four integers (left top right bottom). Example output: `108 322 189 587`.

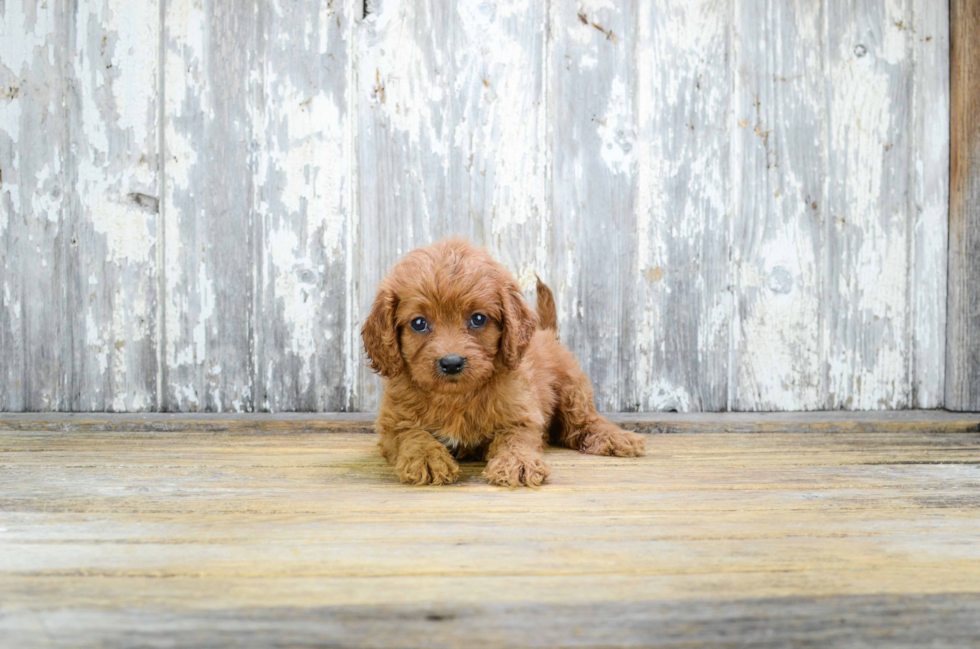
438 355 466 375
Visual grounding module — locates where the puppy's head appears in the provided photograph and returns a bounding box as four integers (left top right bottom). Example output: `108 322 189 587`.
362 239 536 393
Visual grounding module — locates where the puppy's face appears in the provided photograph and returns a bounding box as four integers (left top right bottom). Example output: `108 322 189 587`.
362 240 536 393
395 289 502 393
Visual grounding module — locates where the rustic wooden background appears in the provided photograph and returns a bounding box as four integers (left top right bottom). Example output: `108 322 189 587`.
0 0 954 413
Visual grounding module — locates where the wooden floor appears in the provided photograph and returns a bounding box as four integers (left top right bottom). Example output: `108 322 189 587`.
2 413 980 648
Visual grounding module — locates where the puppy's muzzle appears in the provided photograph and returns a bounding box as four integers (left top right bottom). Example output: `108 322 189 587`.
437 355 466 376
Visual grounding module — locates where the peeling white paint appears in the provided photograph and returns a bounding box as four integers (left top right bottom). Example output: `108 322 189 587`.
644 379 692 412
262 81 346 264
910 0 949 408
173 385 198 409
343 0 359 412
266 225 318 384
106 2 158 143
0 189 12 238
50 0 161 409
31 163 61 221
194 260 214 368
0 0 57 76
0 92 22 152
634 0 729 411
162 0 211 410
248 0 353 410
358 1 450 163
597 77 634 175
85 194 154 263
827 9 911 409
86 310 110 376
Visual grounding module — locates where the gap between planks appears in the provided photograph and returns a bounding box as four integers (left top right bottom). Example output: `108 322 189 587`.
0 410 977 434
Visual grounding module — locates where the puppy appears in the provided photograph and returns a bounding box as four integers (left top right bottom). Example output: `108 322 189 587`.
362 239 645 487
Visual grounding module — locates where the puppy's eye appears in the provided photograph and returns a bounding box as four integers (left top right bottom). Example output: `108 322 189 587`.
469 313 487 329
409 317 429 333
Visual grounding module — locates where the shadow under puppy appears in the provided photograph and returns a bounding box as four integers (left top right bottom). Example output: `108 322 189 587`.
362 239 645 487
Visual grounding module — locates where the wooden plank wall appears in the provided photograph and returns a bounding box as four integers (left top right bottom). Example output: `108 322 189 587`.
948 0 980 411
0 0 953 412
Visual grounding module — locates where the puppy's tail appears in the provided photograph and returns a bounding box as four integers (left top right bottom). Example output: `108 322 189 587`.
535 276 558 332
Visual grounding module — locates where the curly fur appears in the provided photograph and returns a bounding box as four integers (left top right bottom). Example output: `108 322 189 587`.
362 239 645 487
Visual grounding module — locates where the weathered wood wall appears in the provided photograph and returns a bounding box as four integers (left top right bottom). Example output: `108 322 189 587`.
0 0 952 412
948 0 980 411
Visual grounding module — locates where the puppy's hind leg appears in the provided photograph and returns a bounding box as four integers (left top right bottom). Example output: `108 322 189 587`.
552 369 645 457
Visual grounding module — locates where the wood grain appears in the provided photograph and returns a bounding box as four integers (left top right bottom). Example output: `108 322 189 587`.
635 0 730 412
67 0 161 411
252 0 352 411
948 0 980 411
162 0 256 411
548 0 638 411
2 425 979 646
912 0 950 408
1 1 161 411
3 596 979 648
732 0 824 411
825 0 915 409
1 1 72 410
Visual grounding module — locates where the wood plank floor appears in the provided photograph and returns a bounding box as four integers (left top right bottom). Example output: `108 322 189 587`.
2 415 980 647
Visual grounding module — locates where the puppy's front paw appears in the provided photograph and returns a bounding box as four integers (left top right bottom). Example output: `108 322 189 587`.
580 423 646 457
484 453 550 488
395 447 459 486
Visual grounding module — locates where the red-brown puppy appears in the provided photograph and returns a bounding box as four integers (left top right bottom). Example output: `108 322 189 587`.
362 239 645 487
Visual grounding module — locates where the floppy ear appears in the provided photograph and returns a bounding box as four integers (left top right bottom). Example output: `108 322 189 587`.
499 278 538 370
361 287 403 378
